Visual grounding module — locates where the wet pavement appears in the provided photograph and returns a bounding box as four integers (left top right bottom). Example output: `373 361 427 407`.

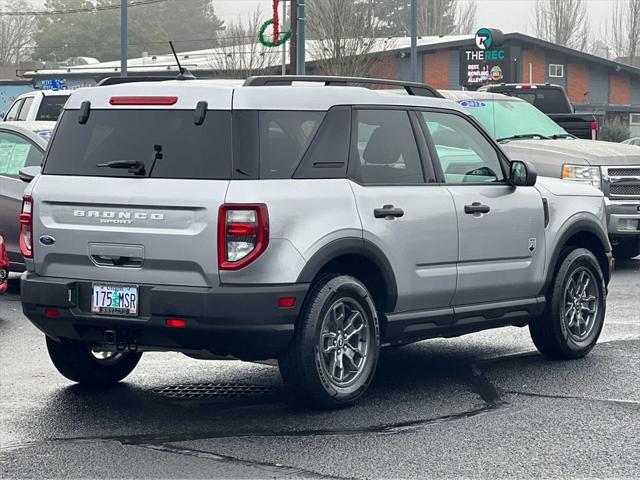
1 259 638 479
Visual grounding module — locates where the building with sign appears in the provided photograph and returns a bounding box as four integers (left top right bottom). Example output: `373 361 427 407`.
21 31 640 134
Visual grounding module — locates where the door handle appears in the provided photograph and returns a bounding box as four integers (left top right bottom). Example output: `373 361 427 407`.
374 205 405 219
464 202 491 215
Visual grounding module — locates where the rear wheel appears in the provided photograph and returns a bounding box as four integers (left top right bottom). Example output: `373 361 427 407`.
46 336 142 385
529 248 606 359
612 238 640 260
279 275 380 409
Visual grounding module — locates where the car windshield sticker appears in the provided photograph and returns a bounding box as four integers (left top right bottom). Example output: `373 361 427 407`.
0 142 16 174
459 100 487 108
6 143 31 175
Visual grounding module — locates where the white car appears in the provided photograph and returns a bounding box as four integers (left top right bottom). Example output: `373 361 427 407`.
622 137 640 147
2 90 71 122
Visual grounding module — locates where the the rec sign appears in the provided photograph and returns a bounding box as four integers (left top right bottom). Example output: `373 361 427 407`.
460 28 511 86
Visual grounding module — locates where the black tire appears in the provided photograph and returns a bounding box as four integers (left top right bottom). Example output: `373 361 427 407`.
612 238 640 260
279 275 380 409
46 336 142 385
529 248 606 359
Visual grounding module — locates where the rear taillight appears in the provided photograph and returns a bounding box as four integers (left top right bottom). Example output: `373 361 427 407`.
591 121 598 140
19 195 33 259
218 204 269 271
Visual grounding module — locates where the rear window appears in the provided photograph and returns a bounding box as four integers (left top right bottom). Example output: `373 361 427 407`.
35 95 70 121
43 109 232 179
510 89 570 113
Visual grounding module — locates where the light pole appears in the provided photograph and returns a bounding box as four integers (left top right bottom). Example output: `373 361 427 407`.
296 0 305 75
410 0 418 82
120 0 128 77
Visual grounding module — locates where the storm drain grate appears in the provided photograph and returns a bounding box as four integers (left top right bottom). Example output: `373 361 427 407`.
153 383 278 399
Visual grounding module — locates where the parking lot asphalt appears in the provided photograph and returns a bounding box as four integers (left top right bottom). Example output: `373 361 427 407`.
1 258 638 479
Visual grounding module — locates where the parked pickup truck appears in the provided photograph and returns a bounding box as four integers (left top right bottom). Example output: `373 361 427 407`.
479 83 598 140
442 90 640 259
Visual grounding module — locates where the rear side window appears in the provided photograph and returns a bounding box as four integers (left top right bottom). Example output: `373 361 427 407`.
36 95 70 121
17 97 34 121
259 111 324 179
43 109 232 179
349 109 424 185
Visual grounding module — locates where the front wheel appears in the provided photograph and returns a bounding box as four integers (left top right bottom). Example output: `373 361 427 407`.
529 248 606 359
46 336 142 385
279 275 380 409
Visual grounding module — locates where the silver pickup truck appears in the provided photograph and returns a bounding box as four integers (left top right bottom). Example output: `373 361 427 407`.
442 90 640 260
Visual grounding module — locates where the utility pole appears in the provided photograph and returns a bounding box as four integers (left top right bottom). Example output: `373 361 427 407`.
290 0 297 75
120 0 128 77
296 0 305 75
281 0 287 75
410 0 418 82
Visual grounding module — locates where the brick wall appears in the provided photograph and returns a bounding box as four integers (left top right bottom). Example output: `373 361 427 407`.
609 74 631 105
521 49 545 83
369 56 398 83
423 50 449 89
567 63 589 104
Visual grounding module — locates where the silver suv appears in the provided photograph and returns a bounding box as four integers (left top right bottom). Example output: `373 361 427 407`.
20 76 613 408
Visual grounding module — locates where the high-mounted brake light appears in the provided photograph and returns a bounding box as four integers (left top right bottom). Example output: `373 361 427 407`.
109 96 178 106
218 204 269 271
516 84 536 89
19 195 33 259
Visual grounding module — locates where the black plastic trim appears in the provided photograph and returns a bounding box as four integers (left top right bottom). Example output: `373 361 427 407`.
296 237 398 312
541 215 612 294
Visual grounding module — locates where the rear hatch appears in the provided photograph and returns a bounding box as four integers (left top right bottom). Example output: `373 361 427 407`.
31 85 234 288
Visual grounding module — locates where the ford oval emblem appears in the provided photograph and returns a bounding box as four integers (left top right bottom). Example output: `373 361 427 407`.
39 235 56 246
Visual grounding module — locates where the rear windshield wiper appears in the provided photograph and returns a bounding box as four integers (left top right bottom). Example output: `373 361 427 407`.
548 133 576 139
96 160 146 176
497 133 551 142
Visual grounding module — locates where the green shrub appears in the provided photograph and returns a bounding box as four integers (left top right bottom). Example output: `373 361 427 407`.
601 120 630 143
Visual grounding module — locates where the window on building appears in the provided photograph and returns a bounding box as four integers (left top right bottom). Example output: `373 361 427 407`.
549 64 564 78
630 114 640 126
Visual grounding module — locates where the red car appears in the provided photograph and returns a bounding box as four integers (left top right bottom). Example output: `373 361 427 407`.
0 235 8 293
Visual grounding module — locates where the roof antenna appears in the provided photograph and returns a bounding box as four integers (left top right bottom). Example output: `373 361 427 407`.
169 41 195 80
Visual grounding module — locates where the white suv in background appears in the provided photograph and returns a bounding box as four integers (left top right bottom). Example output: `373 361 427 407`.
2 90 71 122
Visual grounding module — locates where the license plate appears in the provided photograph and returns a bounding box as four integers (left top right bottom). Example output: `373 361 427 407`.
92 284 138 316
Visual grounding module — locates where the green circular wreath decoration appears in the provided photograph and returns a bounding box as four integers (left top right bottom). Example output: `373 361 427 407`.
258 19 292 48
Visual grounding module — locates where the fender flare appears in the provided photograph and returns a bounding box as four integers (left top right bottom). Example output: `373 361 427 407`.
542 214 612 294
296 237 398 312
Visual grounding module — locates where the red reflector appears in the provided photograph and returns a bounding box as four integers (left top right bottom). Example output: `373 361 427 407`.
591 121 598 130
109 96 178 106
165 318 186 328
19 213 31 224
44 308 60 318
278 297 296 308
226 223 257 236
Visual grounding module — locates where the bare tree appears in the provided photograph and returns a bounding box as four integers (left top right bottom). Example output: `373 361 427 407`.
366 0 477 37
604 0 640 64
534 0 589 51
0 0 36 65
307 0 384 77
208 10 280 79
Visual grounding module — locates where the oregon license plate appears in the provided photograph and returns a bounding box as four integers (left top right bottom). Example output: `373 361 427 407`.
91 284 138 316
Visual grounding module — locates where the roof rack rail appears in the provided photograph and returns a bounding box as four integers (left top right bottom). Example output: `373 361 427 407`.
97 76 177 86
243 75 443 98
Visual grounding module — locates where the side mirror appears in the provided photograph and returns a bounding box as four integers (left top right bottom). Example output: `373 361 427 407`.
510 160 537 187
19 166 41 183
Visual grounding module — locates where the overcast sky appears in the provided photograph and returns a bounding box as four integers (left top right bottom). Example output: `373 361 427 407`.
212 0 614 36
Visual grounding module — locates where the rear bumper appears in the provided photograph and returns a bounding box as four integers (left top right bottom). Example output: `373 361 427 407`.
605 198 640 238
21 273 309 360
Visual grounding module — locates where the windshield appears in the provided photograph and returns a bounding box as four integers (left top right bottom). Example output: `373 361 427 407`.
457 97 569 141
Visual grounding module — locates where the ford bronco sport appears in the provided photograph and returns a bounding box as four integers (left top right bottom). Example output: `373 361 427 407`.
20 76 613 408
